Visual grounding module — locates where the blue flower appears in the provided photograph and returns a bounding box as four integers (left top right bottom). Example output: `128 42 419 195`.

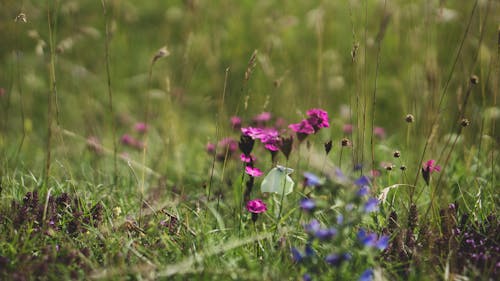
357 185 370 196
354 175 370 187
291 247 303 263
303 172 324 187
303 273 312 281
325 253 345 267
334 168 348 182
304 243 315 257
315 228 337 241
358 269 374 281
336 214 344 225
376 235 390 250
300 198 316 211
303 219 321 234
364 198 379 213
358 229 378 247
358 229 389 250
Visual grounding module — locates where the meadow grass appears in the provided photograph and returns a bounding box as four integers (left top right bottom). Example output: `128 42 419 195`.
0 0 499 280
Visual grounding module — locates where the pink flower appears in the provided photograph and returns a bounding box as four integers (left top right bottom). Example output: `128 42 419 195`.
0 88 5 97
422 159 441 185
264 142 280 152
121 134 136 146
245 166 263 177
206 143 216 154
134 122 148 133
307 108 330 131
343 124 353 134
134 140 145 150
241 127 265 139
246 199 267 213
260 128 280 151
219 138 238 153
274 117 287 129
240 153 255 163
289 120 315 135
423 159 441 173
230 116 242 130
373 127 386 139
252 112 272 125
371 169 381 178
242 127 280 151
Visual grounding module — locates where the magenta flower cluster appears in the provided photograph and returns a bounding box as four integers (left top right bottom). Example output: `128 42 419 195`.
119 121 149 151
288 108 330 141
422 159 441 185
241 127 280 152
246 199 267 214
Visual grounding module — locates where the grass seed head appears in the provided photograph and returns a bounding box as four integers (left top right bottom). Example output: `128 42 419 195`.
470 75 479 85
460 118 470 128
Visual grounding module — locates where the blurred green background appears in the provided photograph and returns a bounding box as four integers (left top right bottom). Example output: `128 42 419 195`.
0 0 498 184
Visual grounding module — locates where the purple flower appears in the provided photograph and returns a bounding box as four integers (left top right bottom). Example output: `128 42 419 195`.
299 198 316 211
261 129 280 151
359 269 374 281
206 143 216 154
315 228 337 241
358 229 378 247
364 198 379 213
274 117 286 129
373 126 386 139
336 214 344 225
306 108 330 131
219 138 238 153
241 127 280 151
240 153 255 163
246 199 267 213
343 124 353 134
303 273 312 281
325 253 350 267
335 168 348 182
376 235 390 250
264 140 280 152
354 175 371 187
304 219 321 234
358 229 388 250
121 134 136 146
303 172 323 187
357 186 370 197
423 159 441 173
422 159 441 185
241 127 264 139
325 253 342 266
245 166 263 177
134 122 148 133
230 116 242 130
304 243 315 257
253 112 271 124
289 120 315 135
291 247 303 263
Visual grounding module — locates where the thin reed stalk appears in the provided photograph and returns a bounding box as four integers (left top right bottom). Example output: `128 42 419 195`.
101 0 118 185
45 0 59 187
370 2 389 184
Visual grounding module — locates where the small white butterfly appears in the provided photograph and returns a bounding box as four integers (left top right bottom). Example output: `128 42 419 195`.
261 165 295 196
